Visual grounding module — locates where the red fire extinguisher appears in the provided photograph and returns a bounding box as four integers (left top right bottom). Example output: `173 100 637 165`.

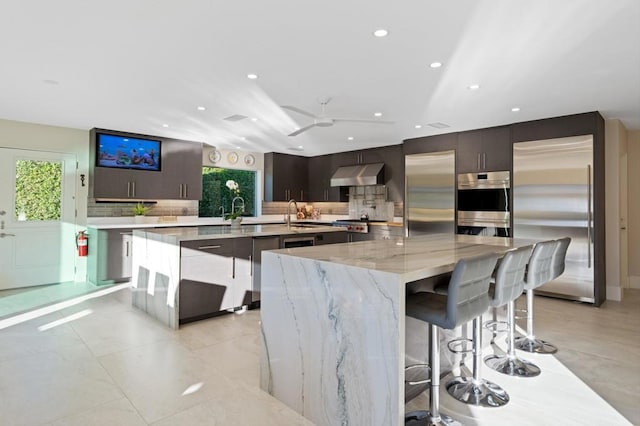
76 230 88 257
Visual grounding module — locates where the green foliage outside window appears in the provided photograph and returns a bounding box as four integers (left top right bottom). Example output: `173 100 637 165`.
14 160 62 221
199 167 256 217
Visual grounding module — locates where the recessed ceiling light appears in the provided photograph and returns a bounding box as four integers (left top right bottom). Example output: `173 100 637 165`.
468 84 481 90
374 112 383 117
511 107 521 112
251 117 258 122
197 106 206 111
162 124 169 128
414 124 422 129
298 145 304 149
247 73 258 80
348 136 354 141
373 29 388 37
429 62 442 68
236 146 241 149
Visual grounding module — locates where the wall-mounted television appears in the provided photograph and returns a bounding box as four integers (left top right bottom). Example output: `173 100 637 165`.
96 133 161 171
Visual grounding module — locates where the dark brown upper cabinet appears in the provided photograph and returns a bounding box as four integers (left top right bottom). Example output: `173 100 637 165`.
264 152 309 202
457 126 511 173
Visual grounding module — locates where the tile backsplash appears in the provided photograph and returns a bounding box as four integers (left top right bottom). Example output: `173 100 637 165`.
88 199 198 217
261 201 349 217
348 186 394 220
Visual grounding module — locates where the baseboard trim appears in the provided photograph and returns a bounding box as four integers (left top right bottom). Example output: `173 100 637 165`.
606 286 622 301
630 276 640 290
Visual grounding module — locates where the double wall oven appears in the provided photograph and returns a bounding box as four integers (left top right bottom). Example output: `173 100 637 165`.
457 171 511 237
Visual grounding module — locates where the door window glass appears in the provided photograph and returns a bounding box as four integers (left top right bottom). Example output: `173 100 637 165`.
14 159 63 221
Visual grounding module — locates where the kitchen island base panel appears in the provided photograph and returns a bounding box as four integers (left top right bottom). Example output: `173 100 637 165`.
260 252 405 426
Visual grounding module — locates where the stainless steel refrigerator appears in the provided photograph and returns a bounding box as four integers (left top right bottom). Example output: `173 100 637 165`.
513 135 594 302
405 150 455 237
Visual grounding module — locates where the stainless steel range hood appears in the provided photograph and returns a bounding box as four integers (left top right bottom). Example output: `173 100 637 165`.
330 163 384 186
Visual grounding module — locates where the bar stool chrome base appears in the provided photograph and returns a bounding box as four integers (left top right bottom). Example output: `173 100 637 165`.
514 336 558 354
445 377 510 407
484 354 541 377
405 410 462 426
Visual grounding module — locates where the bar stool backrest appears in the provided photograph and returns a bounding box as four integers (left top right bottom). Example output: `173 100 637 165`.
524 240 559 290
491 245 534 307
444 253 498 330
551 237 571 279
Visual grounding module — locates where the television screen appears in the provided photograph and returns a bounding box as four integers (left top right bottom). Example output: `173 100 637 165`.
96 133 161 171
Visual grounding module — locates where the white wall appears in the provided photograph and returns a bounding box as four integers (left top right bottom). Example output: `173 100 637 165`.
0 118 89 281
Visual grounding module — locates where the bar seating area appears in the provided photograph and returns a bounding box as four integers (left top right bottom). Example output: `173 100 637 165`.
404 238 571 425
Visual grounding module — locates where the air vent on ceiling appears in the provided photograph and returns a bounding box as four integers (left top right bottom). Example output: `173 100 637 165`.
223 114 248 122
428 122 450 129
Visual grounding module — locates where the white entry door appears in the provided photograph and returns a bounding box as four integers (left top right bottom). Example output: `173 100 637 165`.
0 148 77 290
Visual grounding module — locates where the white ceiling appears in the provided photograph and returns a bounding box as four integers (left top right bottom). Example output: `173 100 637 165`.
1 0 639 156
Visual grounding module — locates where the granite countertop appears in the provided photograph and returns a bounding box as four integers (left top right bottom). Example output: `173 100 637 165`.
87 215 344 229
87 215 403 229
135 223 346 242
269 233 538 283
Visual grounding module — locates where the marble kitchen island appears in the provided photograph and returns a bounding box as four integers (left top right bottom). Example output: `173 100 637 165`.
259 234 537 426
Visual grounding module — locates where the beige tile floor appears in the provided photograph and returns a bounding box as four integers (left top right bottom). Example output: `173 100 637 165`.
0 286 637 425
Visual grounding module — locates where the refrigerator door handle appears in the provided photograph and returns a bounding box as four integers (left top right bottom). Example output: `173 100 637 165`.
587 164 592 268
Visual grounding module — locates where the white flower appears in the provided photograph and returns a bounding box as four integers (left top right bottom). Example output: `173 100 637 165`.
225 180 239 191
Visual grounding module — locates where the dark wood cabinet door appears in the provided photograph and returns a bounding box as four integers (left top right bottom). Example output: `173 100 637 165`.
457 130 483 173
265 153 309 201
161 140 203 200
457 127 511 173
92 168 163 199
308 156 328 201
403 133 458 155
482 126 512 171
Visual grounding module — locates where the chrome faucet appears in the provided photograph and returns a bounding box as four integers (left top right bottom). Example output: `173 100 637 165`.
286 199 298 228
219 206 226 218
231 196 245 215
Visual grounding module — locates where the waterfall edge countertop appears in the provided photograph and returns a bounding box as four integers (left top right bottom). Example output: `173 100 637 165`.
259 233 541 426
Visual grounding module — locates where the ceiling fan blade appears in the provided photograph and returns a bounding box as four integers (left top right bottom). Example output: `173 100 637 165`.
288 123 317 136
332 118 395 125
281 105 318 119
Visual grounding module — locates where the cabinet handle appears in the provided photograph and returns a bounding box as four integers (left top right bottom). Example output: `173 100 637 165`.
119 232 133 235
482 152 486 169
125 241 130 257
300 189 304 200
183 184 187 198
131 182 136 198
127 181 131 198
179 184 183 198
249 255 252 277
198 245 222 250
232 257 236 279
477 153 481 170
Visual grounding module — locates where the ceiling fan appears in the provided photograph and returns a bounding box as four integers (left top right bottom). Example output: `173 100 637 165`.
281 97 394 136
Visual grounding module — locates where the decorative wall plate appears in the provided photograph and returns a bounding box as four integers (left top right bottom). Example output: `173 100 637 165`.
244 154 255 166
227 151 239 164
208 149 221 163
